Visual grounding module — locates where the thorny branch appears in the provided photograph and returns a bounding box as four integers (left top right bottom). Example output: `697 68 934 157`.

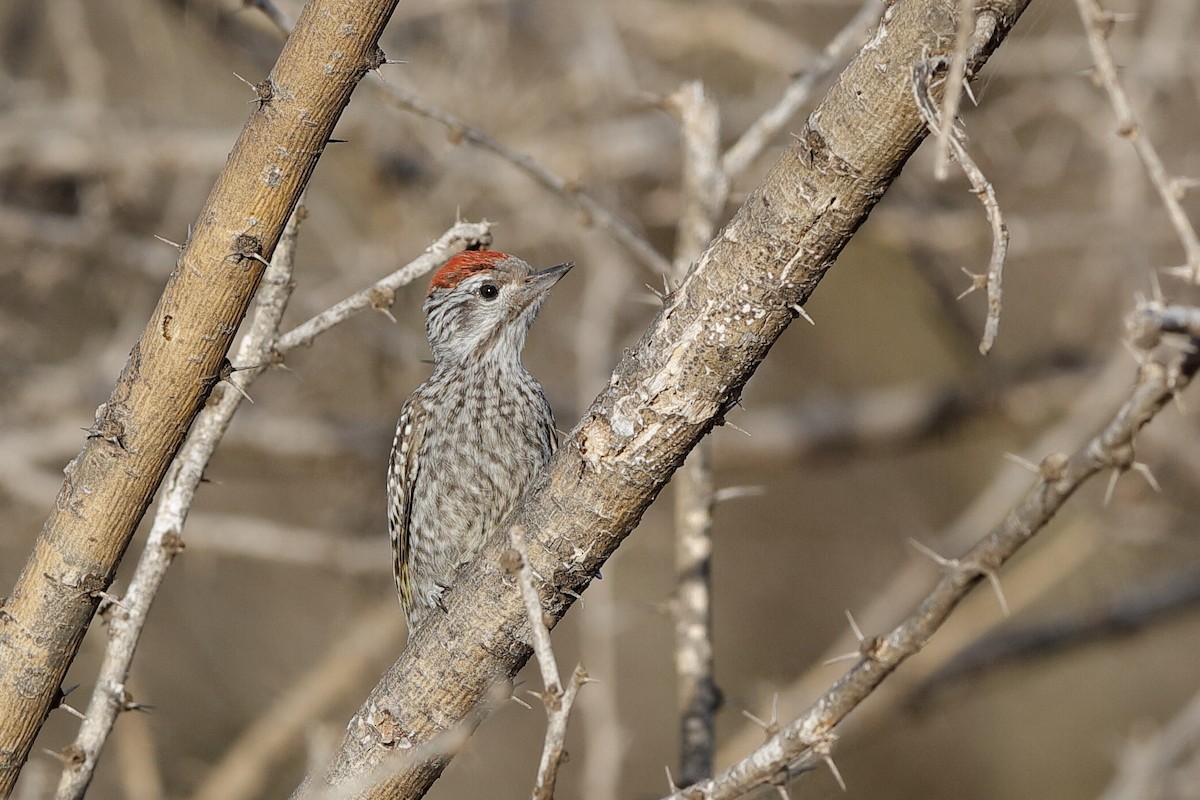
508 525 588 800
662 304 1200 800
0 1 403 789
1074 0 1200 281
52 218 491 799
913 15 1009 355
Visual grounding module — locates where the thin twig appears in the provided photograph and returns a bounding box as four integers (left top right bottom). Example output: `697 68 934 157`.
246 0 668 276
932 0 975 180
912 16 1009 355
721 0 883 180
274 220 492 352
663 308 1200 800
508 525 587 800
510 525 561 696
1074 0 1200 281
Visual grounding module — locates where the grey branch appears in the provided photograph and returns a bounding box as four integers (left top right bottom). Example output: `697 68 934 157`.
912 16 1009 356
508 524 589 800
274 220 493 353
667 80 724 787
1074 0 1200 281
663 313 1200 800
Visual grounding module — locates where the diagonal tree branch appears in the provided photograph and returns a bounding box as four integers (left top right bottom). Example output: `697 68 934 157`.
0 0 401 792
294 1 1033 797
663 304 1200 799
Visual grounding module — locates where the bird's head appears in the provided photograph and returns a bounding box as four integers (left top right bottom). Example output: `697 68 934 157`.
423 250 573 366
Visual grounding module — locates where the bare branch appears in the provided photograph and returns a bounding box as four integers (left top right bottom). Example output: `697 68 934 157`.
1074 0 1200 280
274 220 493 353
932 0 975 180
913 20 1009 355
509 526 562 696
507 525 588 800
666 80 724 787
664 317 1200 800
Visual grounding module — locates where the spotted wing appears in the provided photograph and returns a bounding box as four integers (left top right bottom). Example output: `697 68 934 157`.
387 398 424 623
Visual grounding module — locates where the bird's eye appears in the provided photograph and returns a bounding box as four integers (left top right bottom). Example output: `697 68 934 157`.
479 283 500 300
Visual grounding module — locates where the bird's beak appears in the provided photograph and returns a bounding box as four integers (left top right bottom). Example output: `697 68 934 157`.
526 261 574 290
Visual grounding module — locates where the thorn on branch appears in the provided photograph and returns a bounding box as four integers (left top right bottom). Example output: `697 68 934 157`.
790 303 815 325
44 745 86 767
369 286 397 322
957 266 988 300
741 694 781 738
229 233 266 270
254 79 275 108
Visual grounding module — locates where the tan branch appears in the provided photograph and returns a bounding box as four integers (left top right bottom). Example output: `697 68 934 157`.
0 1 401 790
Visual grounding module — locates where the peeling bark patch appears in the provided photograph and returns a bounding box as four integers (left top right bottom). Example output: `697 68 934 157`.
264 165 284 187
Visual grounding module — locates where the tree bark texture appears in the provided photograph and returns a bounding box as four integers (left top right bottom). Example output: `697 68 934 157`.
301 0 1032 797
0 1 399 793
